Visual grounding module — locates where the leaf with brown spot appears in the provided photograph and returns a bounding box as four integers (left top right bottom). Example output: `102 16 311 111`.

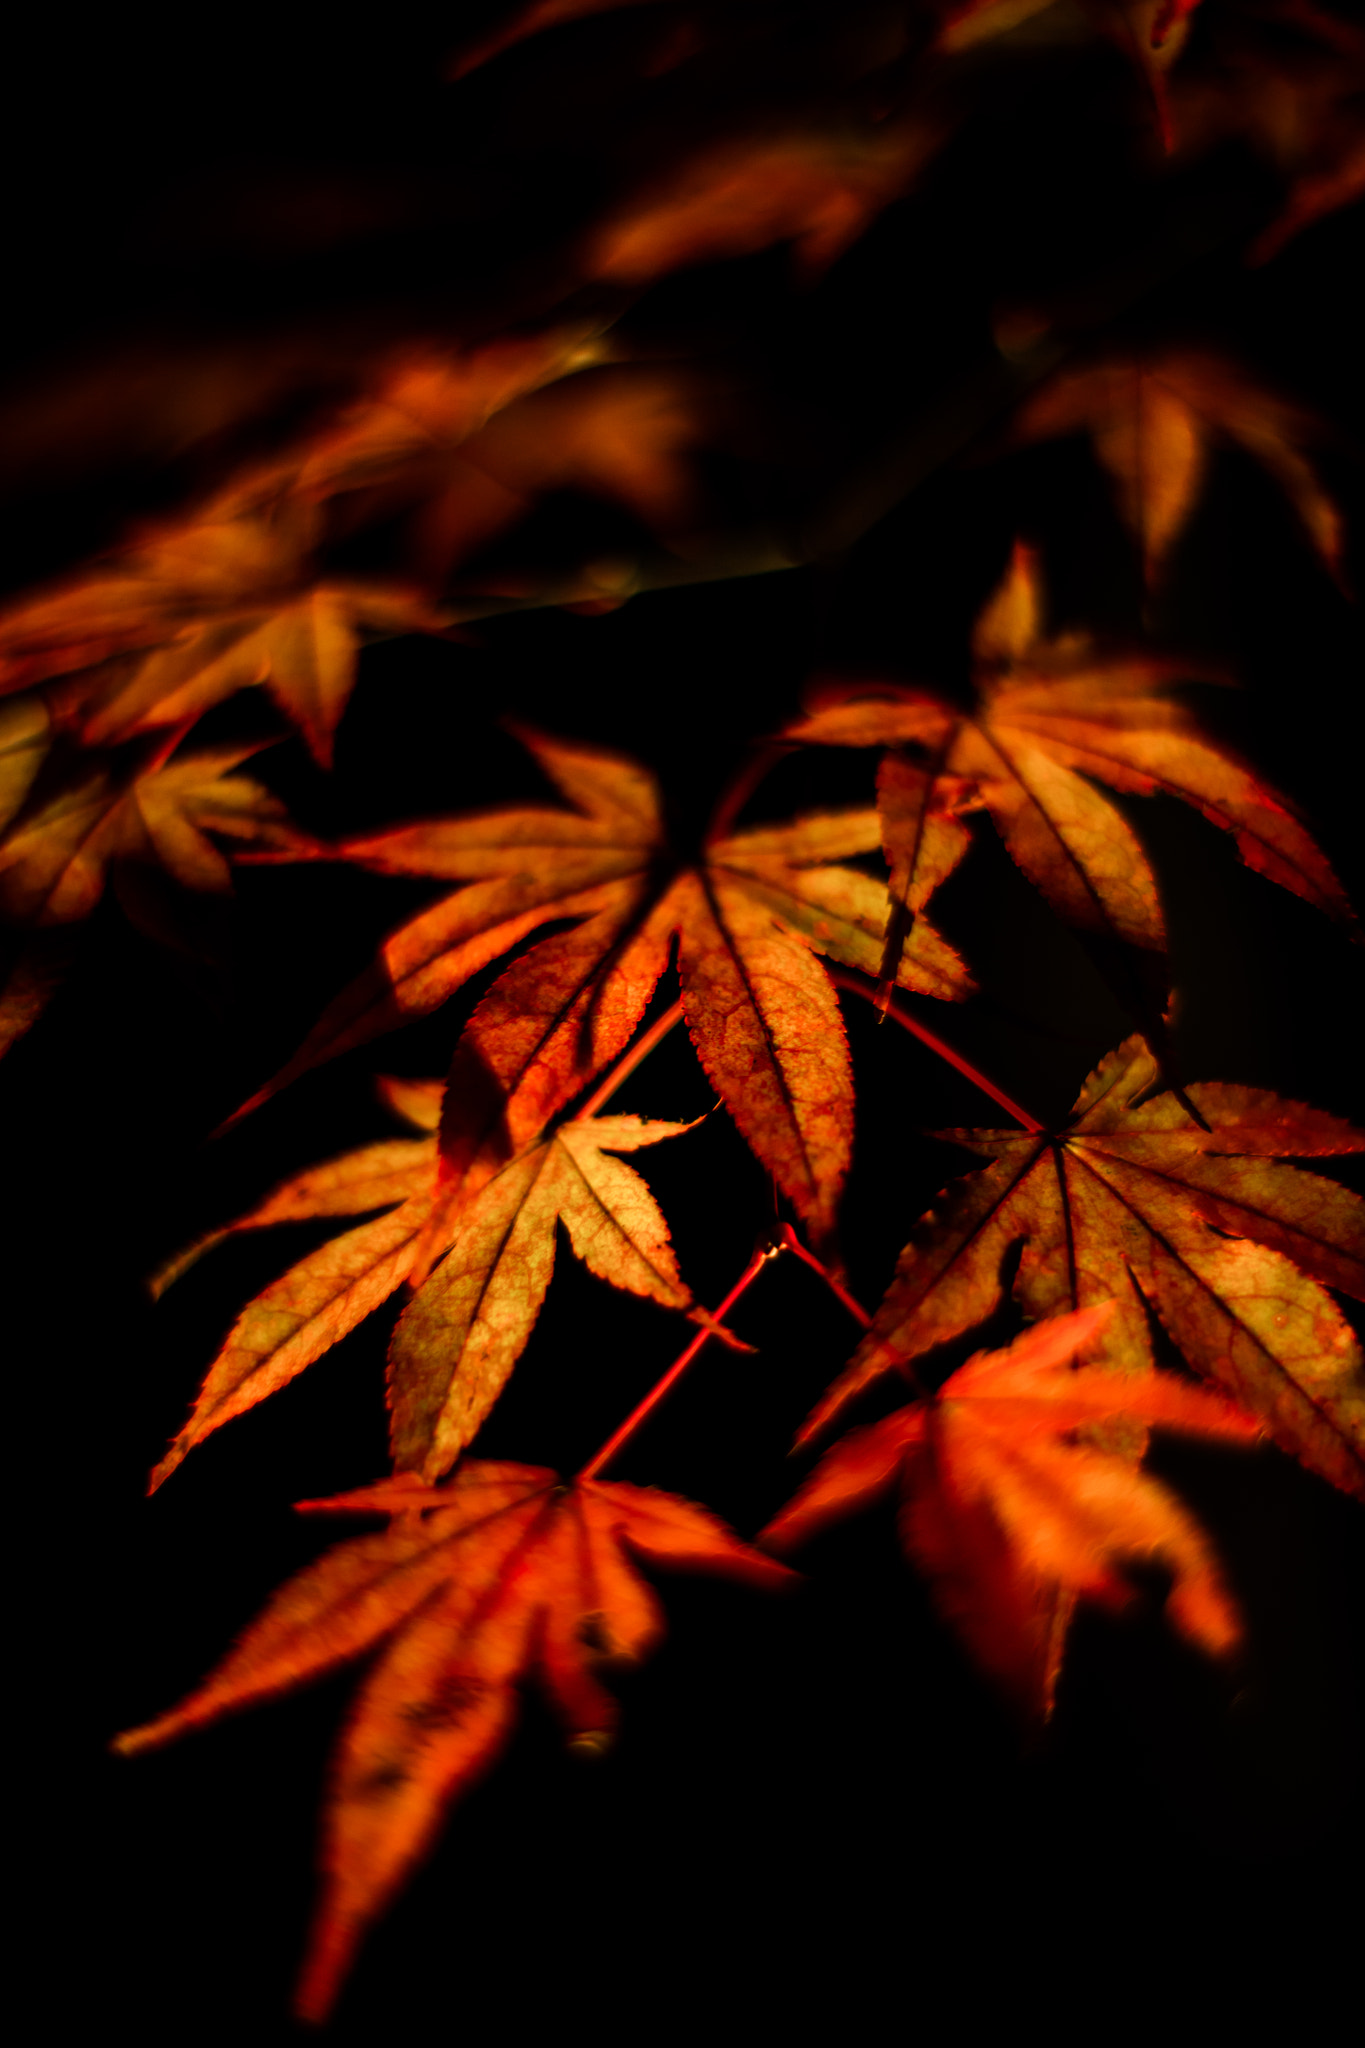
802 1035 1365 1501
113 1461 794 2022
766 1304 1257 1717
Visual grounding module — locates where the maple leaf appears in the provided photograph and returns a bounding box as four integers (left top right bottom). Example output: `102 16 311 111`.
801 1034 1365 1503
1010 351 1344 588
764 1304 1258 1717
402 366 711 585
787 544 1353 1009
235 726 973 1262
582 121 944 284
388 1111 695 1479
0 491 442 765
281 329 613 500
937 0 1198 146
114 1461 795 2021
148 1104 696 1490
0 737 311 932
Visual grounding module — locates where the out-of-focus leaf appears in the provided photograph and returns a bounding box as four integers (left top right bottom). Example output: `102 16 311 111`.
765 1304 1257 1715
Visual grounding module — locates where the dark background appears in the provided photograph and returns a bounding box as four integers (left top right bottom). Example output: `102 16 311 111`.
4 5 1364 2037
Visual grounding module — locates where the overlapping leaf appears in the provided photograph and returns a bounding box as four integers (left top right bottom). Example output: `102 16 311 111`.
0 737 312 929
150 1096 696 1490
803 1034 1365 1501
788 545 1353 1004
583 121 944 284
1010 351 1344 587
766 1304 1257 1716
239 726 972 1257
115 1461 794 2021
388 1111 694 1481
0 495 440 764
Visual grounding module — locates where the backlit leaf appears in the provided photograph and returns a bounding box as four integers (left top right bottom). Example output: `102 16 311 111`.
114 1463 794 2021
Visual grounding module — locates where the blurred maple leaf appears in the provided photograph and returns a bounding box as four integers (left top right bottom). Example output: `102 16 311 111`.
583 120 944 283
802 1035 1365 1501
788 544 1353 1017
149 1103 697 1490
937 0 1197 146
764 1303 1257 1717
235 725 973 1263
0 495 441 765
1009 351 1345 588
115 1461 794 2021
401 365 714 584
0 736 311 931
1170 0 1365 263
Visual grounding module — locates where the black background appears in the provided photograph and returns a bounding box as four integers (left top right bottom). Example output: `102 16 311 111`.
4 5 1364 2038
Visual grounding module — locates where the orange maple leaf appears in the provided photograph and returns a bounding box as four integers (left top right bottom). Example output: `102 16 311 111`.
583 121 943 284
764 1304 1258 1718
0 493 441 764
802 1035 1365 1502
234 725 973 1263
787 544 1353 1008
1009 351 1344 588
148 1092 698 1490
114 1462 795 2022
0 735 311 930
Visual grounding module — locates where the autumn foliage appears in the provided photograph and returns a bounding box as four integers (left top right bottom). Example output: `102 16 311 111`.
4 0 1363 2028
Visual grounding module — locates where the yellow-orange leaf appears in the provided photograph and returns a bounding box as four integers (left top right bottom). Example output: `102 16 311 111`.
388 1113 695 1479
802 1036 1365 1502
114 1462 794 2022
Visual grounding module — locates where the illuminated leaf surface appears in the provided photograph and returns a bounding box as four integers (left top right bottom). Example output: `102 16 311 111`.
767 1305 1256 1715
243 726 972 1253
114 1462 794 2021
388 1113 695 1480
788 546 1353 1000
803 1036 1365 1500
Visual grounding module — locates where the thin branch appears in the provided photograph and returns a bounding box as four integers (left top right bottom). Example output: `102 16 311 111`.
575 1000 685 1120
829 969 1046 1133
775 1223 872 1329
577 1242 778 1481
705 741 795 845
